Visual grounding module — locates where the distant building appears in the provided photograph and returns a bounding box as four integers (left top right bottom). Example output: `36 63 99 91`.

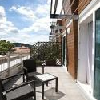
14 45 30 54
13 43 31 48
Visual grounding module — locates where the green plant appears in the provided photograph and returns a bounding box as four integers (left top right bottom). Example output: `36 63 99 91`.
41 43 61 61
36 60 42 66
0 40 15 55
31 42 61 62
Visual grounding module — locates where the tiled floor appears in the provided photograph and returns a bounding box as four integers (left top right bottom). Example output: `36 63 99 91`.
35 66 86 100
4 66 87 100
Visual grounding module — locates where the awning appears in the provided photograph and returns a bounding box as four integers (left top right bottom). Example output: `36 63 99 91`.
50 0 78 20
50 0 62 15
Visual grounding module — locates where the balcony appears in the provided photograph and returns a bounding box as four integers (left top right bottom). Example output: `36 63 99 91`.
0 42 87 100
2 65 86 100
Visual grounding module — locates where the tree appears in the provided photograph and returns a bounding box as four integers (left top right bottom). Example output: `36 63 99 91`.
31 42 61 61
0 40 15 55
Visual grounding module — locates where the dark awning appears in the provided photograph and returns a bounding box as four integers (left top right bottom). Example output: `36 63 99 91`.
50 0 78 20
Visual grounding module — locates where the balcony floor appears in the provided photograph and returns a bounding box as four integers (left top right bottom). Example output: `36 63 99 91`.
4 66 87 100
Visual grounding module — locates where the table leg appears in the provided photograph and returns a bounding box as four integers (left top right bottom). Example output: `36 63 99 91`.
23 74 25 82
55 77 58 92
42 82 44 100
42 65 44 74
46 82 48 86
34 82 36 100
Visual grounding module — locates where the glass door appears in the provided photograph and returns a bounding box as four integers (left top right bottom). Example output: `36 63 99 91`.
62 36 66 66
94 8 100 100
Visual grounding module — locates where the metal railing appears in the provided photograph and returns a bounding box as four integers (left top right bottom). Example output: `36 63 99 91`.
0 52 30 78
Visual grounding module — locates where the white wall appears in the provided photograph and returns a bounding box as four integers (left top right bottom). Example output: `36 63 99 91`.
78 0 97 92
78 23 88 83
78 18 94 86
77 0 100 99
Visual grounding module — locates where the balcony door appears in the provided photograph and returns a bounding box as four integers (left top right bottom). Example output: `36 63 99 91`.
94 8 100 100
78 20 93 84
62 36 66 67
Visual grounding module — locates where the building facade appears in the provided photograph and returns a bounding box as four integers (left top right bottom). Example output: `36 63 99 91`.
62 0 78 79
50 0 100 100
78 0 100 100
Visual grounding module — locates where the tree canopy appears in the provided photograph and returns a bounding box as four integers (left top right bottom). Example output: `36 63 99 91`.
0 40 15 55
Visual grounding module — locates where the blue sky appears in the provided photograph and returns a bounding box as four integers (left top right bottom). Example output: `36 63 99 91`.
0 0 51 44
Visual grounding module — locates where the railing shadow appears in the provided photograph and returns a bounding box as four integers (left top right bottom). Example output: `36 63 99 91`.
44 87 65 100
3 74 22 90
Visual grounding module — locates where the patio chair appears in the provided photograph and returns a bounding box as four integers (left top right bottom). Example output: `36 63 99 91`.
0 74 36 100
23 59 46 82
23 59 38 82
23 59 58 100
23 59 37 73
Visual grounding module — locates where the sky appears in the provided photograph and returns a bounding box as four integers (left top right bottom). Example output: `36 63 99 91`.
0 0 51 44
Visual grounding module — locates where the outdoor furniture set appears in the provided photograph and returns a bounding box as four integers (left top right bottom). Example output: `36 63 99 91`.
0 59 58 100
0 73 36 100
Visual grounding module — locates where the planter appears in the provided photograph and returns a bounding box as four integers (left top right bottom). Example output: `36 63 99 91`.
36 60 42 66
46 60 56 66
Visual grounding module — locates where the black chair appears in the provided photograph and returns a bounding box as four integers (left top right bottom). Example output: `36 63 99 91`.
22 59 58 100
23 59 36 73
23 59 39 82
0 74 36 100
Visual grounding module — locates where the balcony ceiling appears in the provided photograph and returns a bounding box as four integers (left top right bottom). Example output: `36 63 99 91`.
50 0 78 20
50 0 62 15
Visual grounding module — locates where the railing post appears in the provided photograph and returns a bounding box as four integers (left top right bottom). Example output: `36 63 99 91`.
19 52 23 67
7 51 10 76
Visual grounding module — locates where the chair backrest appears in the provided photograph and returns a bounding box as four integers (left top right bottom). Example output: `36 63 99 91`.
23 59 36 73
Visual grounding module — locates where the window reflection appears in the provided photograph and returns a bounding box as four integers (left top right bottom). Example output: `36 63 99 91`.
94 8 100 100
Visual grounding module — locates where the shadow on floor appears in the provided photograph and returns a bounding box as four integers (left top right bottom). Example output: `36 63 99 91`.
3 75 22 90
44 87 65 100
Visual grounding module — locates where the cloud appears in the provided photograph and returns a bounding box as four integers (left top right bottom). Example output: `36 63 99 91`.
19 34 49 44
10 6 37 21
47 0 51 4
0 0 51 44
1 33 49 44
37 0 51 4
0 6 19 36
35 4 49 17
14 3 51 34
20 16 50 33
0 6 6 24
32 16 50 32
0 20 19 34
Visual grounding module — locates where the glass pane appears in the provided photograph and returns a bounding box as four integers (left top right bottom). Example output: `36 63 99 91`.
94 8 100 100
62 36 66 65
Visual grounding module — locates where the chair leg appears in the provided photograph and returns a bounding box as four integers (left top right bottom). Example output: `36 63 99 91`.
42 83 44 100
34 83 36 100
23 75 25 82
46 82 48 86
2 95 6 100
34 91 36 100
55 77 58 92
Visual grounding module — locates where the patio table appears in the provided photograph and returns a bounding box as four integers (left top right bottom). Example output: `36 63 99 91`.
34 73 58 100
